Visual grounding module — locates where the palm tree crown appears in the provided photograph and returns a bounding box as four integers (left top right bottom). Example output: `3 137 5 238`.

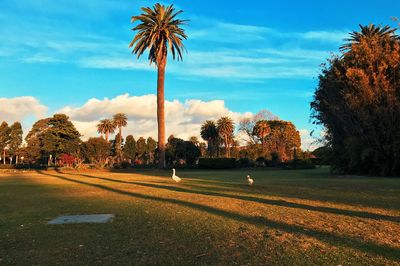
200 120 218 142
129 4 188 65
340 24 399 51
200 120 219 157
252 120 271 148
97 119 116 142
113 113 128 138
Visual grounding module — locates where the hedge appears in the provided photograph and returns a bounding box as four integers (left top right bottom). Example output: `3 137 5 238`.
198 158 236 169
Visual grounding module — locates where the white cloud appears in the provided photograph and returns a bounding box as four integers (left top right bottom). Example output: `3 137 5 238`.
0 96 47 123
299 129 324 151
59 94 255 141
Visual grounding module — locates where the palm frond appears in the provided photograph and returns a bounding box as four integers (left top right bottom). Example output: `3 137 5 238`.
129 4 188 65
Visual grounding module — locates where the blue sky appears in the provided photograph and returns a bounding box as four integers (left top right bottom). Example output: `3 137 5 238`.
0 0 399 149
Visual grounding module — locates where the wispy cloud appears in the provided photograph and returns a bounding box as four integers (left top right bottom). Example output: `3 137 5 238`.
299 30 348 43
22 54 64 64
0 3 344 82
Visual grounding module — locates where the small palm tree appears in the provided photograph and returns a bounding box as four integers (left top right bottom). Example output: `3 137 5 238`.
217 117 235 158
252 120 271 150
200 120 219 157
113 113 128 145
189 136 199 147
130 3 188 168
97 119 116 142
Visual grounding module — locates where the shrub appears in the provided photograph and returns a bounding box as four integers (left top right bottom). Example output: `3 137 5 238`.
282 159 316 170
198 158 236 169
237 158 254 168
58 154 76 167
255 157 266 167
113 161 132 169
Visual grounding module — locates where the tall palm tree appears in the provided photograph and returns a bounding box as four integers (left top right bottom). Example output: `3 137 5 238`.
217 117 235 158
252 120 271 150
340 24 398 51
97 119 116 142
200 120 218 157
113 113 128 145
129 4 188 168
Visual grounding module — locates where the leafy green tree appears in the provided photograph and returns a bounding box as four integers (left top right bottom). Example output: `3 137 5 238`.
81 137 111 167
111 133 123 157
166 136 200 165
184 141 200 165
97 119 116 142
41 114 81 160
25 115 81 164
311 24 400 175
136 137 147 161
8 122 23 164
0 122 10 165
200 120 219 157
217 116 235 158
25 118 50 163
123 135 136 161
130 4 188 168
146 137 157 164
265 120 301 162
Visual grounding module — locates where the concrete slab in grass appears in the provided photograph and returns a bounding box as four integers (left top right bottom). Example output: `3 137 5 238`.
48 214 115 225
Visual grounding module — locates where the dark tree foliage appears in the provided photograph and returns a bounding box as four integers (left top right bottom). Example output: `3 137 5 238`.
311 24 400 176
265 120 301 162
0 122 11 164
81 137 110 166
25 114 81 162
8 122 23 156
123 135 136 160
146 137 157 164
135 137 147 161
166 136 200 166
111 133 123 157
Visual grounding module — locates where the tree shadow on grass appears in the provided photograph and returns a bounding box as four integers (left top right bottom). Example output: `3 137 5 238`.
116 169 400 211
59 170 400 224
40 171 400 262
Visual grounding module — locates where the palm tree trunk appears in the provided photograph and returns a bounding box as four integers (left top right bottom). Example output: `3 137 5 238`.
225 136 229 158
106 131 109 142
3 149 5 165
118 126 122 162
157 61 166 169
119 127 122 139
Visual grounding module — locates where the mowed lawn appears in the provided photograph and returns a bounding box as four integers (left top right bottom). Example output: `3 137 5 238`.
0 168 399 265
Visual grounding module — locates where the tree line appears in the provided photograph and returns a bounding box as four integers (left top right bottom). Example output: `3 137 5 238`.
0 109 305 168
200 110 303 164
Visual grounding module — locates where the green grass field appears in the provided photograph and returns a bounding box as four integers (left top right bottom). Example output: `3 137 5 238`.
1 168 399 265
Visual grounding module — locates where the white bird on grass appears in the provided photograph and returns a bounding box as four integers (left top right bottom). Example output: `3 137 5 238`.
246 175 254 186
172 168 181 183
